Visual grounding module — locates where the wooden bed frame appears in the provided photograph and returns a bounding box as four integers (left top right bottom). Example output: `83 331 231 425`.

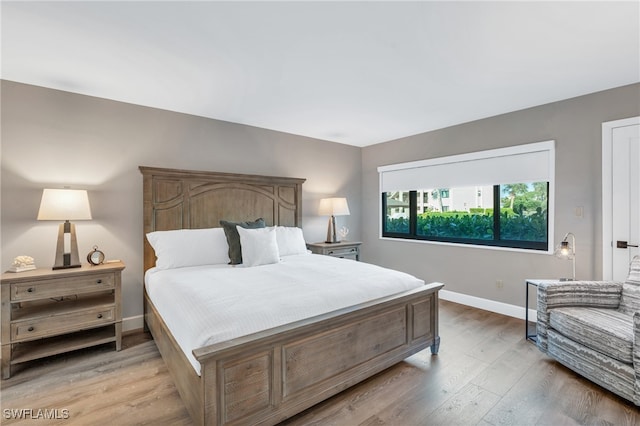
140 166 443 425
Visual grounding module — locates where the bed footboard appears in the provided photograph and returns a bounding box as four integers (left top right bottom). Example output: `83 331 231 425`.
189 282 443 425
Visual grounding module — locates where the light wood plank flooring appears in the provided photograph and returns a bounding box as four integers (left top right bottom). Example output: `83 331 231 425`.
1 300 638 425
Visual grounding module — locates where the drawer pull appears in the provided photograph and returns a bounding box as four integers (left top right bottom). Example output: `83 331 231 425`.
328 251 334 255
97 313 103 319
96 279 103 284
28 326 34 332
27 287 34 293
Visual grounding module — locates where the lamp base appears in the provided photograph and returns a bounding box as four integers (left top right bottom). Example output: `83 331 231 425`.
325 215 340 244
52 221 82 270
53 263 82 270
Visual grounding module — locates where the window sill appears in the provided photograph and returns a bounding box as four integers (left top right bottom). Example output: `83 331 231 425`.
378 236 553 255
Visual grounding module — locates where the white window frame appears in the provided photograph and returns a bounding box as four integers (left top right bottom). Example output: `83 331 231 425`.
378 141 555 254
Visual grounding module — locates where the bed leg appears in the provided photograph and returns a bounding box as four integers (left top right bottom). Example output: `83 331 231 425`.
430 336 440 355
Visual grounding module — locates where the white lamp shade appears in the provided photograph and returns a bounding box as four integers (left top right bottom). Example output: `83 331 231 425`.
318 197 350 216
37 189 92 221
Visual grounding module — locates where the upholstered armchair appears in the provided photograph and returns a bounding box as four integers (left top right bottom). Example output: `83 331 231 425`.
536 255 640 405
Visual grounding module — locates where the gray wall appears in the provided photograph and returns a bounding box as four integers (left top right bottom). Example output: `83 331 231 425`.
3 80 639 323
0 80 362 323
361 83 640 308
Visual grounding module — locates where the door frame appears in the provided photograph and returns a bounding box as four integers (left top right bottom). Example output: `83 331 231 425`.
602 116 640 279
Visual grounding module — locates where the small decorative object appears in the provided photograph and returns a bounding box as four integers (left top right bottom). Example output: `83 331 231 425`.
338 226 350 240
87 245 105 265
9 255 36 272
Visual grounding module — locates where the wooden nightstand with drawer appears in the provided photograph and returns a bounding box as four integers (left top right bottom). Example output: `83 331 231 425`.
306 241 362 261
1 261 125 379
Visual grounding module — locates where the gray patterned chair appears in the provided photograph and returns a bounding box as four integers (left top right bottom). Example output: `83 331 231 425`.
536 255 640 405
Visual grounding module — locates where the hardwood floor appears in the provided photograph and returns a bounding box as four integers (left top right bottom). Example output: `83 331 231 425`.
1 300 638 425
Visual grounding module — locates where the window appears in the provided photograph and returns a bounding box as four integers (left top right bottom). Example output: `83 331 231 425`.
378 141 555 252
384 191 410 234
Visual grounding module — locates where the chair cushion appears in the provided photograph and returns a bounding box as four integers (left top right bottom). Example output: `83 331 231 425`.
619 255 640 315
549 307 633 364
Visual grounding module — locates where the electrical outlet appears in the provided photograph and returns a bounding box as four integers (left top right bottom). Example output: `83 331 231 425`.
496 279 504 289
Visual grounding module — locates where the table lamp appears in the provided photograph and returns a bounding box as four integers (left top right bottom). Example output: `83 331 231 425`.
318 197 350 243
554 232 576 281
37 188 92 269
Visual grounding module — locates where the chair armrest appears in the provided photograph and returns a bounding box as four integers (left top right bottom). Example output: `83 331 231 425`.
634 312 640 405
634 311 640 348
536 280 622 354
537 280 623 312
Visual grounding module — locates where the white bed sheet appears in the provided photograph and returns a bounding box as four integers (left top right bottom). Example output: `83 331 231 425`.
145 253 424 375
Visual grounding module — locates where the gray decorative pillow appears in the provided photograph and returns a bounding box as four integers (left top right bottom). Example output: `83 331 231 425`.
220 218 266 264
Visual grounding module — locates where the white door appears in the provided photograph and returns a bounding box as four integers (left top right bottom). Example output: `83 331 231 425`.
603 117 640 280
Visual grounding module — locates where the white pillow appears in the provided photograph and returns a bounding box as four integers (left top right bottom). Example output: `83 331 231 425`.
236 226 280 267
275 226 308 256
146 227 230 270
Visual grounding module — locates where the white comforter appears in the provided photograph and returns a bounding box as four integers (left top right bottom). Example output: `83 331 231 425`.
145 253 424 375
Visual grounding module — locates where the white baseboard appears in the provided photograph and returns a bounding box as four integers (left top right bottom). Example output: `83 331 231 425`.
440 289 537 323
122 314 144 332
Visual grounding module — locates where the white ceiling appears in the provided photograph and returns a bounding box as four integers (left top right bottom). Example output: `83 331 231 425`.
2 1 639 147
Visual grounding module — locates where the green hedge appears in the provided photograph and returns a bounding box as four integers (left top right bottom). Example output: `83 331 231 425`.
385 208 546 241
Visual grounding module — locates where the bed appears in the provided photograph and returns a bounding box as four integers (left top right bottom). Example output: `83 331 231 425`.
140 166 443 425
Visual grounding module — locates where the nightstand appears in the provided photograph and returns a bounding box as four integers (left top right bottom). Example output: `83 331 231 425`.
1 261 125 379
525 279 540 343
306 241 362 261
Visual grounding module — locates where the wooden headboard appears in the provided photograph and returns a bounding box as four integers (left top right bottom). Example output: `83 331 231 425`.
140 166 306 273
